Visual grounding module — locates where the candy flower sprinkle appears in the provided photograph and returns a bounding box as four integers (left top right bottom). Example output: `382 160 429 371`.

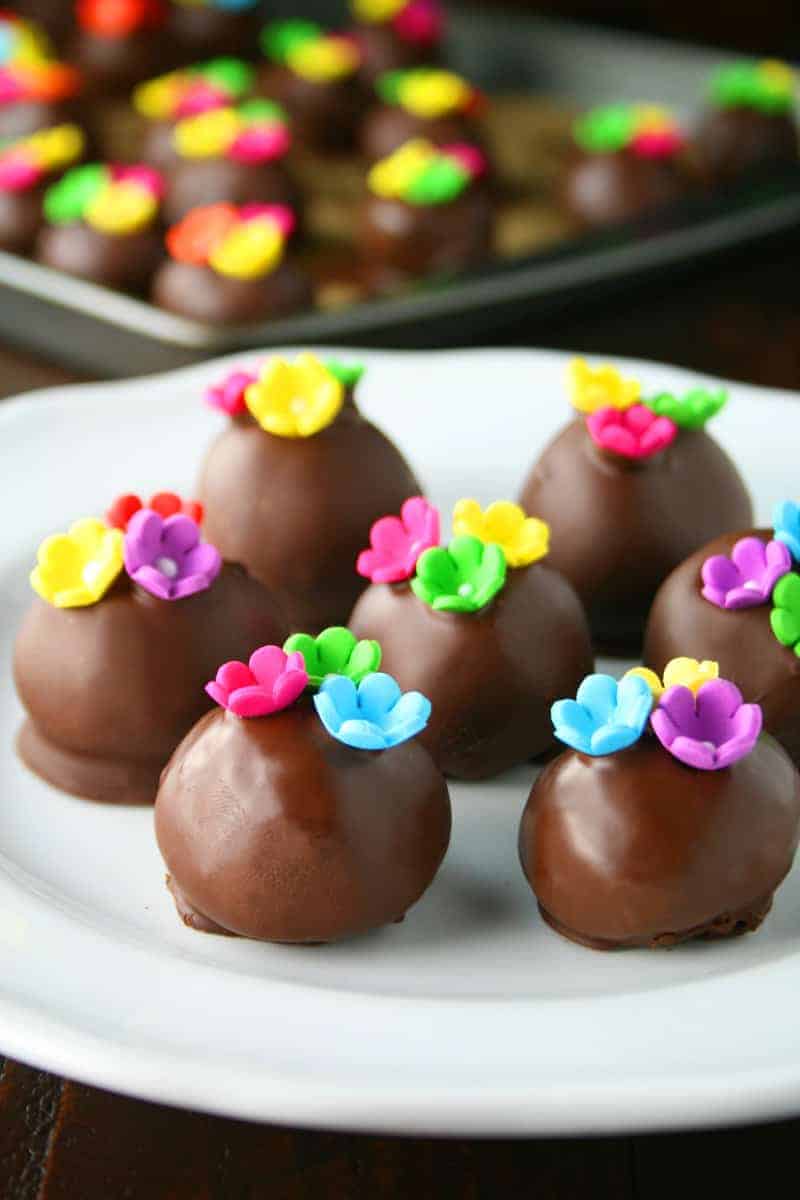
261 22 360 82
351 0 443 45
567 357 640 414
123 509 221 600
283 626 382 689
368 138 486 205
314 672 431 750
44 163 164 235
710 60 794 115
586 404 678 460
0 124 85 192
377 68 478 119
551 673 653 756
644 387 727 430
452 499 548 567
702 536 791 610
357 497 440 583
573 103 685 159
772 500 800 562
30 518 123 609
626 658 719 702
106 492 203 530
206 645 308 717
166 202 295 279
650 678 762 770
770 573 800 657
244 353 344 437
173 99 290 163
133 57 255 121
412 535 506 612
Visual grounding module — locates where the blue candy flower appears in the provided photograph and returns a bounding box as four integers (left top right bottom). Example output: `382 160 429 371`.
314 673 431 750
773 500 800 562
551 673 653 756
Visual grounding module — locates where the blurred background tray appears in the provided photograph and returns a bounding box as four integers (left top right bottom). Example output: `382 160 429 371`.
1 1 798 375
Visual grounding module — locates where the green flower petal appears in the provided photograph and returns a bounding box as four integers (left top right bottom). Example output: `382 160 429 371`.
644 388 727 430
406 156 468 206
412 536 507 613
44 163 108 225
415 545 459 595
197 58 255 98
573 104 636 154
770 606 800 647
774 571 800 610
346 637 382 682
376 70 407 105
283 626 381 689
326 360 365 388
261 20 321 63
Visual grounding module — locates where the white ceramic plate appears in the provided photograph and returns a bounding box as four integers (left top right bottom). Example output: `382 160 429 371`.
2 348 800 1137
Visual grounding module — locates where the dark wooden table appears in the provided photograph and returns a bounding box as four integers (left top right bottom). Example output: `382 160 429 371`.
2 232 800 1197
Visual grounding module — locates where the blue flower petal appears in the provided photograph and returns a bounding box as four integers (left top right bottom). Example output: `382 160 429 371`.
314 672 431 750
552 673 652 757
575 674 619 725
590 723 640 755
356 673 402 723
551 699 595 753
773 500 800 562
336 720 390 750
317 675 359 723
615 674 654 728
383 691 431 742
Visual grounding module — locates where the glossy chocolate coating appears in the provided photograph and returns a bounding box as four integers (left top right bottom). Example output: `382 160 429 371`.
518 418 753 652
152 258 312 324
36 222 163 292
155 701 452 942
0 186 44 254
166 5 260 60
695 106 798 184
198 401 420 632
561 148 690 228
139 119 179 173
162 156 298 226
359 104 476 162
359 186 492 279
352 23 438 88
258 64 363 153
13 563 287 805
644 528 800 766
349 566 594 779
68 30 167 95
520 736 800 949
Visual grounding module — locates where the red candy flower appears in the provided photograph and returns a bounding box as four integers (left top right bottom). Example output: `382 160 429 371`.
106 492 203 531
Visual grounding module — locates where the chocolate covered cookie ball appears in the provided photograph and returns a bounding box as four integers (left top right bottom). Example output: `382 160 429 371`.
695 60 798 183
348 0 443 87
0 16 84 140
0 122 85 253
360 67 483 161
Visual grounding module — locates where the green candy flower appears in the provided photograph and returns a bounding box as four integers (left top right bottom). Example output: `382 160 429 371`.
197 57 255 97
412 535 507 613
283 626 381 689
44 163 108 225
770 572 800 655
326 360 366 388
261 19 321 63
644 388 727 430
573 104 636 154
406 156 468 205
710 61 794 115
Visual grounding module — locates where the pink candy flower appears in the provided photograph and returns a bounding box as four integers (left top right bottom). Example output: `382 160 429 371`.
205 367 258 415
357 497 440 584
230 124 291 164
240 203 296 237
587 403 678 460
206 645 308 718
394 0 443 45
631 128 684 159
701 536 791 610
112 163 165 199
0 151 40 191
442 142 487 180
175 81 228 119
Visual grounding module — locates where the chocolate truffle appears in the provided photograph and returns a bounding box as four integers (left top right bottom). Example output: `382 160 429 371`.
360 67 484 162
133 57 256 173
198 355 421 630
518 358 753 652
644 511 800 766
520 666 800 949
348 0 443 87
695 61 798 184
349 498 594 779
70 0 168 95
14 500 287 805
562 104 695 228
153 202 310 323
258 20 364 153
167 0 260 61
36 162 164 290
155 652 451 943
360 138 492 284
0 122 85 253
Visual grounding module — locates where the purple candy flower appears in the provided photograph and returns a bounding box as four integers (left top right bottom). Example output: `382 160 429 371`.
650 679 762 771
124 509 221 601
701 536 791 610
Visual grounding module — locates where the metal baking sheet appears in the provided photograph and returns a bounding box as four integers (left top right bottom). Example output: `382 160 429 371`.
1 4 798 375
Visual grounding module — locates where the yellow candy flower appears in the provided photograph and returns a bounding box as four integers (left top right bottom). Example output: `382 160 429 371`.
174 107 240 158
452 499 549 568
760 60 794 91
625 658 719 701
245 354 344 438
27 124 85 171
368 138 436 199
288 37 359 83
133 74 182 120
400 71 470 119
209 219 283 280
85 181 157 235
30 519 124 609
567 357 641 414
351 0 406 23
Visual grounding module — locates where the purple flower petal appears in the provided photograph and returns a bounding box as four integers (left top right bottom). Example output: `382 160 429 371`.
650 679 762 771
130 563 173 600
182 541 222 581
700 537 790 611
171 572 216 600
124 510 164 574
161 514 201 559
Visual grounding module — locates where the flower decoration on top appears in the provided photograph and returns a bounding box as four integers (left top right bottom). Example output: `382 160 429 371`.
551 673 654 757
0 14 52 69
368 138 487 206
412 535 506 613
205 367 258 415
30 518 124 609
586 404 677 461
625 657 719 702
206 644 308 717
709 60 794 115
644 387 727 430
44 163 164 235
770 572 800 657
106 491 204 530
123 508 221 600
567 357 640 414
132 58 255 122
376 68 480 120
650 678 762 770
0 60 82 108
172 98 289 164
166 202 295 280
701 536 791 611
573 103 685 159
357 496 440 583
772 500 800 562
76 0 167 36
452 499 548 567
261 21 360 83
244 353 344 437
283 626 382 689
314 672 430 750
0 124 85 192
350 0 443 46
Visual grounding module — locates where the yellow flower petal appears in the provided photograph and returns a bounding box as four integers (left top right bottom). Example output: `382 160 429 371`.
368 138 436 199
351 0 406 23
209 220 283 279
288 38 359 83
624 667 664 701
245 353 344 438
133 73 182 120
452 498 550 567
567 357 641 414
30 519 123 609
760 60 794 90
399 71 470 119
174 107 240 159
662 657 719 695
85 181 157 235
26 124 85 172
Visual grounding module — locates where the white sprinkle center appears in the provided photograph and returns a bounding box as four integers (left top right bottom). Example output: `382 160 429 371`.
156 556 179 579
458 582 473 597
